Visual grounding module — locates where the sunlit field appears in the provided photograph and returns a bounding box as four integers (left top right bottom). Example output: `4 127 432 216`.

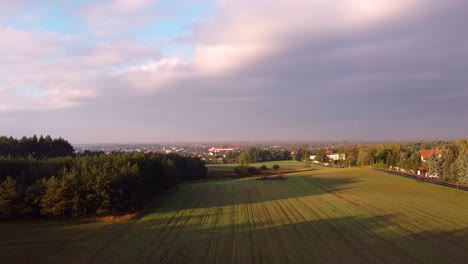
1 168 467 263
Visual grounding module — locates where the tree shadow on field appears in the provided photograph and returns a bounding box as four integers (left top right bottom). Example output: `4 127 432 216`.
2 213 467 264
154 175 362 212
99 214 468 264
0 220 132 263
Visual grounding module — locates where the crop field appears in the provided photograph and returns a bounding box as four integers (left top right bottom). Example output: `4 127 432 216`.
1 168 468 263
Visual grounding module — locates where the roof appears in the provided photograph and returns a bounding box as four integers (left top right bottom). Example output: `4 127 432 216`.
209 146 240 150
419 149 442 160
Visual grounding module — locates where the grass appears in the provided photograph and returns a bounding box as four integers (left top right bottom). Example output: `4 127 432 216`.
206 160 321 172
1 168 468 263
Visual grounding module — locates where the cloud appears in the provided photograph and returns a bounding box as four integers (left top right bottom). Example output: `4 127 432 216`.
2 0 468 141
114 0 468 140
124 0 428 88
78 0 160 36
121 58 189 92
0 24 160 112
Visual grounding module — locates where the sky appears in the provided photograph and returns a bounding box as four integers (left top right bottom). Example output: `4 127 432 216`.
1 0 468 143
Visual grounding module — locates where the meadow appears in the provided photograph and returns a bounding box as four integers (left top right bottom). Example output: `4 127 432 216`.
1 165 467 263
205 160 312 171
205 160 325 177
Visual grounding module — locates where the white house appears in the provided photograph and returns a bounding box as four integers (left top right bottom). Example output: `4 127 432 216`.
327 153 346 161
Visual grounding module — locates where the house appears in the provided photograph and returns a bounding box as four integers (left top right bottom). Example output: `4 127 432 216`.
419 149 442 162
309 155 316 160
327 153 346 161
208 146 240 153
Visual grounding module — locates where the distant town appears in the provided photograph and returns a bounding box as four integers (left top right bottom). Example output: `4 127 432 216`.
73 142 334 163
73 143 283 162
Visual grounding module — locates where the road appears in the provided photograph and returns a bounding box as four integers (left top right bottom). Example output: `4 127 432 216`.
375 169 468 192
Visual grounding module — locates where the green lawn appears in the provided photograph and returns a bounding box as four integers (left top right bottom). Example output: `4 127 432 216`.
1 168 468 263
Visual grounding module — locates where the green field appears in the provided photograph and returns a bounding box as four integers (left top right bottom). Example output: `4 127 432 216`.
1 168 468 263
206 160 320 172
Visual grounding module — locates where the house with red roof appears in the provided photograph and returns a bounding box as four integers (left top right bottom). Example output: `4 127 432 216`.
419 148 442 162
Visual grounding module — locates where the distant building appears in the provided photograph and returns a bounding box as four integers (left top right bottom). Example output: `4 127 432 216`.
327 153 346 161
310 155 316 160
208 146 240 153
419 149 442 162
417 167 428 177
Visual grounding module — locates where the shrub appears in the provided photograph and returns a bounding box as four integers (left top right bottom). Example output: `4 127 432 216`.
259 165 268 170
233 166 243 175
273 164 280 170
247 167 259 175
234 166 259 176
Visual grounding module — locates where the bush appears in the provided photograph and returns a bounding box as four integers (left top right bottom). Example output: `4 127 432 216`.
273 164 280 170
259 165 268 170
234 166 259 176
233 166 243 175
459 177 468 185
247 167 259 175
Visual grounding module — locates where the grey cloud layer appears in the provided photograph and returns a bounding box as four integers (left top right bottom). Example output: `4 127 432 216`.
1 0 468 142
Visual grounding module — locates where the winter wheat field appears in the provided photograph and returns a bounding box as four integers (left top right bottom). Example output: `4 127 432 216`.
1 163 467 263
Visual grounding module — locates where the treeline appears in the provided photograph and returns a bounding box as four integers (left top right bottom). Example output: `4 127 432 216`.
0 153 206 219
346 144 423 169
427 143 468 184
0 135 74 159
224 147 292 163
339 140 468 183
286 140 468 183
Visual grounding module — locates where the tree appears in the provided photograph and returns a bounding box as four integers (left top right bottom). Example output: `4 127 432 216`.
357 147 372 167
238 151 252 175
0 135 74 159
374 147 390 164
315 149 328 163
442 146 458 182
0 151 208 219
428 154 443 175
0 176 20 217
294 148 309 161
345 146 359 167
422 142 432 150
40 176 69 217
455 151 468 184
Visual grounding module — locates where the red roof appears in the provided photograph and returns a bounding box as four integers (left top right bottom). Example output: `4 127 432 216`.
419 149 441 160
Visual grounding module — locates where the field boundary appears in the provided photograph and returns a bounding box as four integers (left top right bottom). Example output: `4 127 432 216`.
375 169 468 191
